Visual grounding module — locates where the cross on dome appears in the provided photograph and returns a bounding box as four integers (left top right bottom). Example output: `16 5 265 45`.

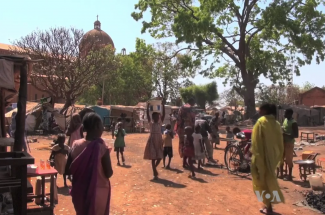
94 15 101 30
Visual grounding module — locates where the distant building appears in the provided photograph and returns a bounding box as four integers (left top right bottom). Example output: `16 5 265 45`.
79 16 115 57
299 87 325 106
0 17 114 103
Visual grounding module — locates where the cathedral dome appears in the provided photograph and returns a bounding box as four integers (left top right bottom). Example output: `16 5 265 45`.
79 17 115 55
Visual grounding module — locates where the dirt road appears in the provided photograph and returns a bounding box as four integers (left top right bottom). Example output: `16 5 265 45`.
27 128 324 215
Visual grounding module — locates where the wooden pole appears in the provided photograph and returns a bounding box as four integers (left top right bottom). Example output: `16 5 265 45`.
14 63 27 151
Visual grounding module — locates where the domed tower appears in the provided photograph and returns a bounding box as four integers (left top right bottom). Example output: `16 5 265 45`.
79 16 115 57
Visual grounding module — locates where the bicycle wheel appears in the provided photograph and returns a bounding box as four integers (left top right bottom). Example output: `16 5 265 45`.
224 144 244 173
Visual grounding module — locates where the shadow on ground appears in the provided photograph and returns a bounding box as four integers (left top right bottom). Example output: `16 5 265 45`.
197 168 219 176
150 178 186 188
118 164 132 168
164 167 184 174
57 187 71 196
291 180 310 188
191 177 208 183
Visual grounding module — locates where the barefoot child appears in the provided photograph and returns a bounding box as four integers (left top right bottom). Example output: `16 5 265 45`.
183 126 195 178
162 124 174 168
49 134 70 187
111 120 116 139
114 122 126 165
193 124 204 170
143 100 165 180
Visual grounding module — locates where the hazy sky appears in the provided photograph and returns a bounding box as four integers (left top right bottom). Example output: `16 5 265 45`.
0 0 324 92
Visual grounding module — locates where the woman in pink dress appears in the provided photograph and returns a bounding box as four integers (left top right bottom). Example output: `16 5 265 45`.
66 113 83 147
143 101 165 180
69 112 113 215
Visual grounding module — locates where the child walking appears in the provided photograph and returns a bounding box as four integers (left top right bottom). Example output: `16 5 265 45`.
193 124 205 170
114 122 126 165
49 134 70 187
111 120 116 139
162 124 173 169
183 126 195 178
143 101 165 180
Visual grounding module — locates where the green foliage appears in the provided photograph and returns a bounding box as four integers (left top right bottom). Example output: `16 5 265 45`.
219 89 244 107
255 84 300 105
151 42 198 101
78 38 153 105
79 38 198 106
181 78 195 88
180 81 218 109
132 0 325 117
300 81 316 92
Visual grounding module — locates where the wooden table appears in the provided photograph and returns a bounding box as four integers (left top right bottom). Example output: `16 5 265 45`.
0 152 34 215
0 137 14 152
300 131 315 142
27 168 57 215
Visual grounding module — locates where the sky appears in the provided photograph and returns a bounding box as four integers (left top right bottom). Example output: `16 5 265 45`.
0 0 324 93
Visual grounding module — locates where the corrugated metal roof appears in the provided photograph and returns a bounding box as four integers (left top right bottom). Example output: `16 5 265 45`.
311 105 325 108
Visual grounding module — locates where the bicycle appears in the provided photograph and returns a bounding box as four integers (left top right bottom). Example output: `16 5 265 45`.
223 132 252 173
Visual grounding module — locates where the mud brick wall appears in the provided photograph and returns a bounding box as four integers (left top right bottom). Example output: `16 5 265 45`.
300 88 325 106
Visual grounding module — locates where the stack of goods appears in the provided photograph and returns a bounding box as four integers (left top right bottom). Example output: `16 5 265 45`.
305 191 325 213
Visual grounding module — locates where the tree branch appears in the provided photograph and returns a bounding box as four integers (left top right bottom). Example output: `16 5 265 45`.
203 39 240 66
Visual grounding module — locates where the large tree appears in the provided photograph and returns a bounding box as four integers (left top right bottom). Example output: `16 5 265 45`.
13 27 117 111
151 42 198 101
219 89 244 108
180 81 218 109
299 81 316 93
255 84 300 105
78 38 153 105
132 0 325 117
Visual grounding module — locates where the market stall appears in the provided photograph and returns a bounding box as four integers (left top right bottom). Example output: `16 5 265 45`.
0 55 57 215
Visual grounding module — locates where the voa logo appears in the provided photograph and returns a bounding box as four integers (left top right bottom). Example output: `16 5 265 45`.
255 190 281 202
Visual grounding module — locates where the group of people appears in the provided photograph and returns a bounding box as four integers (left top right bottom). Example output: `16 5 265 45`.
143 100 299 214
49 108 114 215
143 98 221 179
47 99 299 215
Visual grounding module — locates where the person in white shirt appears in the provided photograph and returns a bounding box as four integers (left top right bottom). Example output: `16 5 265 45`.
193 124 205 170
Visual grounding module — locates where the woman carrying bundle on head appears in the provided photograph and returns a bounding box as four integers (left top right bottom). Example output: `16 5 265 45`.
143 100 165 180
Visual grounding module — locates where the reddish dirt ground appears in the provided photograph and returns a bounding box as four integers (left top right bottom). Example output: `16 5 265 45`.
26 126 325 215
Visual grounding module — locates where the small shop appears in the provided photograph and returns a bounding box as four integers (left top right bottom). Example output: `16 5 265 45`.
0 55 57 215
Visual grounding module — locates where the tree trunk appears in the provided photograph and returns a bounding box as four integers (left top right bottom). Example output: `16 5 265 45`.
60 98 72 115
243 84 256 120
